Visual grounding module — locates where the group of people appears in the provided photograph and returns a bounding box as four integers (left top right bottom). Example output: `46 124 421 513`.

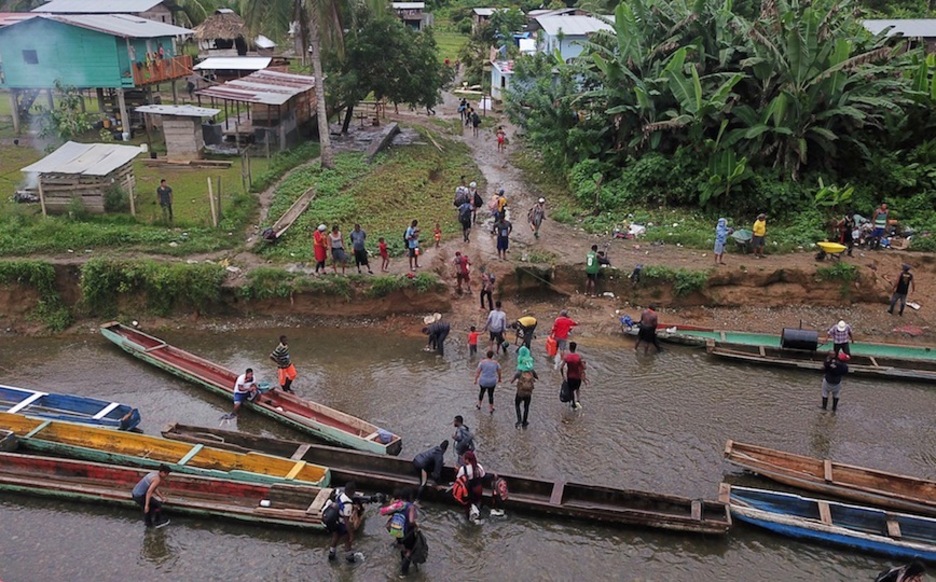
312 223 384 275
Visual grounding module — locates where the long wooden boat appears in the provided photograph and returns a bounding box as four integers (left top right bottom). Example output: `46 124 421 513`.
99 322 402 455
163 422 732 534
0 451 331 529
0 383 140 430
720 484 936 561
0 412 330 487
724 440 936 517
623 324 936 361
705 339 936 383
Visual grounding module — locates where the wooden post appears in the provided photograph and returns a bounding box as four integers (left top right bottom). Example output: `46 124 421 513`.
46 88 54 111
207 177 218 227
9 90 20 134
126 176 136 217
117 89 129 140
171 79 178 104
37 176 47 217
215 176 222 221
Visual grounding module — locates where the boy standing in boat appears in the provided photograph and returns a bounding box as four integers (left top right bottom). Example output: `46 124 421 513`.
131 463 171 528
269 335 296 394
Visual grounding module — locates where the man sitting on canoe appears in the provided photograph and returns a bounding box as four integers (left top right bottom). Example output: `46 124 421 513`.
230 368 260 417
131 463 171 528
269 335 296 394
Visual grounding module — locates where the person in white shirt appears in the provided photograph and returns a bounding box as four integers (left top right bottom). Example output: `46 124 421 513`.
230 368 259 417
327 482 359 563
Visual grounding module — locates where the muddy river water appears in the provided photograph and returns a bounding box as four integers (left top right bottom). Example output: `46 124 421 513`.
1 327 934 581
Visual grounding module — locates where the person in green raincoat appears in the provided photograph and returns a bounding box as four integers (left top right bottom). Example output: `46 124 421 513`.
511 346 538 428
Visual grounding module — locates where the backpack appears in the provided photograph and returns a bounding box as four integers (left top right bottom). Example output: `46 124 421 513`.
411 530 429 565
451 475 469 505
493 476 509 501
473 191 483 208
385 502 410 539
322 492 344 532
458 204 472 223
559 380 572 403
472 112 480 126
403 229 410 248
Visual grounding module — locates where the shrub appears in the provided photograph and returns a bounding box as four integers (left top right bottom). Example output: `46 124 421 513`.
816 261 858 282
642 265 710 296
0 260 72 331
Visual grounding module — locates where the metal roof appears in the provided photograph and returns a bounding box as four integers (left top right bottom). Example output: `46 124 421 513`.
32 0 166 13
391 3 424 10
196 69 315 106
21 141 142 176
0 12 37 27
135 104 220 117
473 8 506 16
38 13 191 38
255 34 275 49
534 14 613 37
194 56 271 71
863 19 936 38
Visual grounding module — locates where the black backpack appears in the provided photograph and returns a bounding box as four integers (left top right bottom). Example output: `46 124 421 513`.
322 491 343 532
473 192 483 208
559 380 572 403
459 204 472 223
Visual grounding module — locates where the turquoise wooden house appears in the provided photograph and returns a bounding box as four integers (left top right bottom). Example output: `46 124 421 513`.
0 14 192 134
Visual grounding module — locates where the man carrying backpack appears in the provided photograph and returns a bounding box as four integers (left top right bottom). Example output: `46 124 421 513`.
380 488 425 576
458 199 473 242
452 415 475 467
324 482 359 563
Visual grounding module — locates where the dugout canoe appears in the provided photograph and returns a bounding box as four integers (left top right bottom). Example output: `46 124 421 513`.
721 484 936 562
0 383 140 430
0 412 329 487
99 322 402 455
0 451 332 529
622 325 936 362
163 422 732 535
705 339 936 383
724 441 936 517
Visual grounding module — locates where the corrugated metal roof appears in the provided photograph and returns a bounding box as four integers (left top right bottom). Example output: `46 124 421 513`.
39 13 192 38
33 0 165 13
0 12 37 27
196 69 315 106
255 34 275 49
21 141 142 176
391 3 424 10
135 104 220 117
194 56 271 71
864 19 936 38
534 14 613 37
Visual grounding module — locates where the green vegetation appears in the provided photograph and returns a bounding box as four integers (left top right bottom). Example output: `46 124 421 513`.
817 261 859 282
250 142 321 193
238 268 353 300
80 258 226 316
434 31 469 64
0 260 71 331
642 265 710 297
366 272 444 297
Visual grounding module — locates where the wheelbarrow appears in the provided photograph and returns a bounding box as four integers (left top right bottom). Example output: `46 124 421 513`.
731 229 753 253
815 241 847 261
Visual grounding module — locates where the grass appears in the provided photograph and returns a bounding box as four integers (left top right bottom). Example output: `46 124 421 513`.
434 30 469 64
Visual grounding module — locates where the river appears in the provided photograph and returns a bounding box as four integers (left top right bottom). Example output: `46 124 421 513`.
1 327 934 581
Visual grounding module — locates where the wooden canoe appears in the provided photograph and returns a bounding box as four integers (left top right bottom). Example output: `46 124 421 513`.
724 440 936 517
99 321 402 455
163 422 732 535
705 339 936 383
720 484 936 561
0 451 332 529
0 383 140 430
0 412 330 487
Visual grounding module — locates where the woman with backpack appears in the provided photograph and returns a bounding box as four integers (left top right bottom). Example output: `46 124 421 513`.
453 450 486 522
380 488 425 576
511 347 538 429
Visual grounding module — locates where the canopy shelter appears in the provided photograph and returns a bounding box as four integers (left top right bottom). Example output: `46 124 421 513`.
194 8 247 54
135 104 219 161
194 56 272 83
196 69 316 152
20 141 142 215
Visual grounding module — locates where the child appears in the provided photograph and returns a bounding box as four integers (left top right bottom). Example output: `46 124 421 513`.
378 237 390 272
433 223 442 249
468 325 479 357
496 126 507 153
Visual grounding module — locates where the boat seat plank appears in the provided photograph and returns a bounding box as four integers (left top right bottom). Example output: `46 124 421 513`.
817 500 832 525
870 356 880 368
549 481 566 506
364 432 379 442
823 459 833 483
178 444 204 466
307 488 332 514
92 402 121 420
24 420 52 439
291 444 312 460
720 331 726 341
7 392 47 414
144 343 168 353
758 346 765 357
285 461 306 480
691 500 702 521
886 517 901 539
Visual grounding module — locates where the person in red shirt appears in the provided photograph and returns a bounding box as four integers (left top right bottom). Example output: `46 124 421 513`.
550 309 578 363
559 341 587 409
378 237 390 272
467 325 479 357
453 251 472 294
313 224 328 274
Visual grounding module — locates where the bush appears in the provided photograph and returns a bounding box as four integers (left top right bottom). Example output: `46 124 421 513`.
0 260 72 331
103 184 130 213
816 261 858 282
642 265 710 296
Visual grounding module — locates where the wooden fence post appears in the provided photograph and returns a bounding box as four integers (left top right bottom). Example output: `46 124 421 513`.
126 176 135 217
207 177 217 227
37 176 47 217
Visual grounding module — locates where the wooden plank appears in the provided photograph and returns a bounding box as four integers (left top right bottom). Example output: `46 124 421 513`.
307 487 331 514
886 517 902 538
363 432 379 442
718 483 731 504
549 481 566 505
823 459 833 483
285 461 306 481
759 345 766 357
723 440 733 457
24 419 51 439
817 500 832 525
870 356 879 368
92 402 121 420
290 444 312 460
177 444 204 466
7 391 47 414
691 499 702 521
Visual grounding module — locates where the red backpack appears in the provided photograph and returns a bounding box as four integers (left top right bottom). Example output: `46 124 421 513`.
451 475 469 505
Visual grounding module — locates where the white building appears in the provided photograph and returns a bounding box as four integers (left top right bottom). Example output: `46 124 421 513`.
530 13 613 62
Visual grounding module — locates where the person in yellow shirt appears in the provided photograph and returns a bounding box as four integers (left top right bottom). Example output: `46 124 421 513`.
512 315 537 350
752 213 767 258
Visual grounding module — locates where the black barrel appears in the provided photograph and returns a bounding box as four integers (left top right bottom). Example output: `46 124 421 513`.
780 328 819 351
202 123 223 146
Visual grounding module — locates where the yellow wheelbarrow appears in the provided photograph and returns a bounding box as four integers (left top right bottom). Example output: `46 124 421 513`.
815 241 847 261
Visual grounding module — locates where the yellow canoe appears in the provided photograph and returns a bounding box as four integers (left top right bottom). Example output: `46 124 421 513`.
0 412 330 487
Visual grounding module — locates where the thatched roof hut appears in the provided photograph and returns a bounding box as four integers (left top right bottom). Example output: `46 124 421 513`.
193 8 246 42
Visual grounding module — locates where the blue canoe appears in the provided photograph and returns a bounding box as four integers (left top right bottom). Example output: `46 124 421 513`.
0 384 140 430
722 484 936 562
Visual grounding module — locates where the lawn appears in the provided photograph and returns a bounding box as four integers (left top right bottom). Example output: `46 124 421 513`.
435 30 469 64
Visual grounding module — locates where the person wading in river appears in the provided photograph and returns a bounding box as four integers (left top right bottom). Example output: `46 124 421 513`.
634 305 662 355
821 352 849 412
131 463 171 528
412 440 448 496
560 342 587 410
269 335 296 393
452 415 475 467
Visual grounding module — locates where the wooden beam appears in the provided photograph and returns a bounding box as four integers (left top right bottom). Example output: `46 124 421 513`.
723 440 733 457
126 175 135 217
823 459 833 483
37 177 48 217
548 481 565 505
817 500 832 525
207 177 218 227
290 444 312 460
886 517 902 539
691 499 702 521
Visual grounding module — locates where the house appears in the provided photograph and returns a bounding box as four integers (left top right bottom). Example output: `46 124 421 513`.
391 2 432 31
530 13 613 61
196 69 317 152
864 19 936 52
193 8 247 55
20 141 142 215
490 40 535 102
0 14 193 134
32 0 176 25
135 104 219 161
472 8 508 32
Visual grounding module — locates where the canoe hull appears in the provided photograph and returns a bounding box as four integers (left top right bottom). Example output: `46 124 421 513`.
163 423 731 535
0 383 140 430
100 322 401 455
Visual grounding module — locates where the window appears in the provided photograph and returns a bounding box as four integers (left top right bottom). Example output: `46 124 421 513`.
22 50 38 65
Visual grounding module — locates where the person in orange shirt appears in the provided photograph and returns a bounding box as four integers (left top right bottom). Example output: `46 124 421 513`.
313 224 328 274
433 222 442 249
378 237 390 272
467 325 479 357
